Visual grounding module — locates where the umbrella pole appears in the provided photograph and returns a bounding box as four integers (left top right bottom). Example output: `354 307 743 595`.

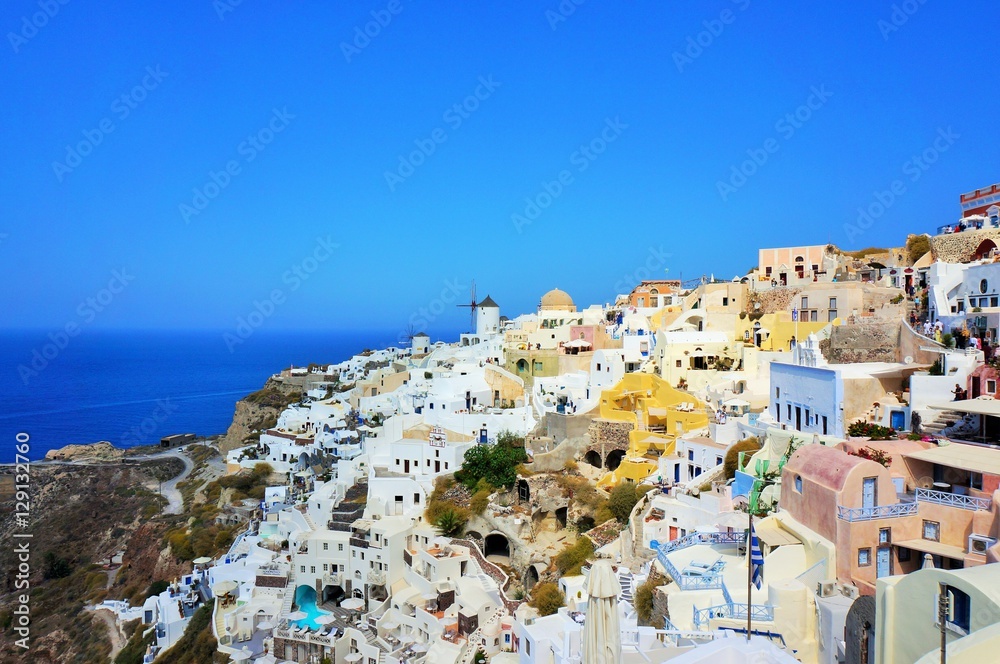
746 511 752 642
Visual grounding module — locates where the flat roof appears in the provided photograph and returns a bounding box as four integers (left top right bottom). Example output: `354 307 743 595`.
930 398 1000 417
754 520 802 548
895 538 966 560
903 442 1000 475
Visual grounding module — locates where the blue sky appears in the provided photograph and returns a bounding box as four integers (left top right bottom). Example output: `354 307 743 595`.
2 0 998 336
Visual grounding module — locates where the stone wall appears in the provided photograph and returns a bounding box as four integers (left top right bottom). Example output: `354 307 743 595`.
930 227 1000 263
525 435 590 473
747 287 803 315
822 321 901 363
588 419 633 448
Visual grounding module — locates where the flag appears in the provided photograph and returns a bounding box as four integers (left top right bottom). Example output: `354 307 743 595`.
792 308 798 322
749 522 764 590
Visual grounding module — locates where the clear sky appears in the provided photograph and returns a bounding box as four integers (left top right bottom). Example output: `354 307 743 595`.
2 0 998 336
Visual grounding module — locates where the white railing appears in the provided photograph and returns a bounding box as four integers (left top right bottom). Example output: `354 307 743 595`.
836 503 918 521
916 488 991 511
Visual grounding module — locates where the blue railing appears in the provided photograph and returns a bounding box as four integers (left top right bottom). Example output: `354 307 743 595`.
916 488 991 511
659 554 726 591
693 602 774 630
836 503 918 521
653 531 746 557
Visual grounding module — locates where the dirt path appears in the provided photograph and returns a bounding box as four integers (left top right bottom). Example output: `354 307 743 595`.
93 608 126 661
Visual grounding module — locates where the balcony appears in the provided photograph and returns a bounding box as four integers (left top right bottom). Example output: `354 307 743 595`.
652 531 746 557
836 503 918 521
693 602 774 630
367 569 386 586
915 488 991 512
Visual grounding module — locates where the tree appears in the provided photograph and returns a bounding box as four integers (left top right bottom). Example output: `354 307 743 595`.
43 551 72 579
456 433 528 490
607 483 640 523
434 507 467 537
529 582 565 616
724 437 761 480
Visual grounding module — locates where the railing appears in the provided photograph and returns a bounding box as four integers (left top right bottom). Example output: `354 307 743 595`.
658 554 725 591
653 531 746 557
693 602 774 630
836 503 918 521
916 488 991 511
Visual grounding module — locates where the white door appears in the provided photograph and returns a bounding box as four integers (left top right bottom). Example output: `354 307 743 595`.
862 478 876 509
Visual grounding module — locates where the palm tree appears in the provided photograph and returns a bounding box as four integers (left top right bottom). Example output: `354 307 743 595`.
435 509 466 537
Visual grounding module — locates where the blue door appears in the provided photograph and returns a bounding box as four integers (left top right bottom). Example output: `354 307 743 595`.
876 547 891 578
890 410 905 430
863 478 877 509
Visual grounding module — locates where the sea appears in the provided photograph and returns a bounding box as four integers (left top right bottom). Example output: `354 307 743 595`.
0 328 454 460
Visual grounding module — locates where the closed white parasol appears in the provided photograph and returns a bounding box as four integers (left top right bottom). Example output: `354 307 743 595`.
582 558 621 664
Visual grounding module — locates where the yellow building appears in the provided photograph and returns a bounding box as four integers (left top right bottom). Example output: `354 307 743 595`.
594 373 708 487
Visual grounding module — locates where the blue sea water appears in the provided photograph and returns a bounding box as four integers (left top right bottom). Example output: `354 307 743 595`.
0 328 432 460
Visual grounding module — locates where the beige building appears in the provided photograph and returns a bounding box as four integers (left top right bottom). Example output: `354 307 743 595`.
876 564 1000 663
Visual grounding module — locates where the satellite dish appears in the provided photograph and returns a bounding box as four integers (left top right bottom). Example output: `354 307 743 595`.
904 355 914 364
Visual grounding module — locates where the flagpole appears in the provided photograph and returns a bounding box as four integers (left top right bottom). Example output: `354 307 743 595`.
747 510 753 642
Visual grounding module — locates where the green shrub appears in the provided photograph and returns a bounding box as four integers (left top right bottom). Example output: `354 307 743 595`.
555 537 594 576
607 483 640 524
528 582 565 616
470 489 491 516
724 437 761 480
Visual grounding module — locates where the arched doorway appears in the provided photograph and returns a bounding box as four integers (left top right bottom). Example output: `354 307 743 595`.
584 450 602 468
555 506 568 529
524 565 540 592
516 359 529 374
975 239 997 261
517 479 530 502
606 449 626 471
466 530 483 545
484 533 510 562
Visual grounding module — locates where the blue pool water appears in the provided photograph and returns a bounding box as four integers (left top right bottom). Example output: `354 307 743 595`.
293 585 331 630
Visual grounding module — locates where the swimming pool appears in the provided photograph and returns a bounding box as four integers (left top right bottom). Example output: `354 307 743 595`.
292 585 331 630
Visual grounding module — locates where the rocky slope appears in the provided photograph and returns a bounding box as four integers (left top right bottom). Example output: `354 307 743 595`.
218 378 304 453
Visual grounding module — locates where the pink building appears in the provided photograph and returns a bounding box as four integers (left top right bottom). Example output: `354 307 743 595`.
781 444 1000 595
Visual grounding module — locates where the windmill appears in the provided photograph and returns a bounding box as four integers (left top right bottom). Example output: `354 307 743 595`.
456 280 477 333
399 322 417 347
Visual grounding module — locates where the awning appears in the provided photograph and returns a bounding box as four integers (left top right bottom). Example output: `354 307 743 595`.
754 520 801 547
929 399 1000 417
903 443 1000 476
894 539 966 560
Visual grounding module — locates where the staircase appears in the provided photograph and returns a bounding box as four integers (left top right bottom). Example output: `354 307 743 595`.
280 569 297 616
922 409 965 435
617 569 634 604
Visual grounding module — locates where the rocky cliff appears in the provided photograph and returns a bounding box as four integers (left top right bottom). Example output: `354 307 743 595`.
218 378 304 453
